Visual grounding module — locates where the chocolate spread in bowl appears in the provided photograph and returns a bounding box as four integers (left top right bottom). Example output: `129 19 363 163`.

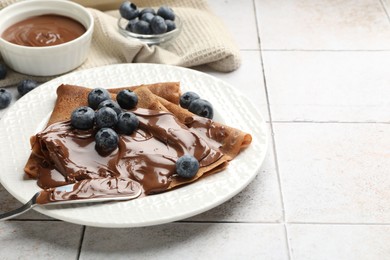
2 14 86 47
34 108 225 196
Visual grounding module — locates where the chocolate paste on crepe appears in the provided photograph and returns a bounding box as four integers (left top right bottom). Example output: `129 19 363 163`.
156 96 252 161
24 83 251 199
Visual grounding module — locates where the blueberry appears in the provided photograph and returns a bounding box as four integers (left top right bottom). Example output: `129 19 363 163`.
140 12 155 24
133 20 152 34
165 20 176 32
180 91 200 109
119 1 139 20
0 88 12 109
71 106 95 130
116 112 139 135
139 7 156 16
176 154 199 179
188 98 214 119
95 107 118 129
0 64 7 80
17 79 39 96
95 128 119 154
116 89 138 109
157 6 175 21
98 99 122 115
125 18 138 32
88 88 111 110
151 16 167 34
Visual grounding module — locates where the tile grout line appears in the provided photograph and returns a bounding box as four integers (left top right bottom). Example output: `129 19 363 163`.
76 225 86 260
260 44 293 260
178 220 390 226
7 219 390 226
252 1 292 259
288 221 390 226
6 218 61 221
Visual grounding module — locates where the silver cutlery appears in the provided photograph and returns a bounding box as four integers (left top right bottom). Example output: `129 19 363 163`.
0 182 142 220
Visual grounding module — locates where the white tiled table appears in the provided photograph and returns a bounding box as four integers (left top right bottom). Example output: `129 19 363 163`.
1 0 390 259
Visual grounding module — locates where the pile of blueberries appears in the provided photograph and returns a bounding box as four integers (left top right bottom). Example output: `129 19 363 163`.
71 88 139 154
180 91 214 119
0 63 39 109
119 1 177 35
71 88 201 179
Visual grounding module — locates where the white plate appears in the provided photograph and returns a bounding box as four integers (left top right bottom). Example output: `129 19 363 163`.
0 64 268 227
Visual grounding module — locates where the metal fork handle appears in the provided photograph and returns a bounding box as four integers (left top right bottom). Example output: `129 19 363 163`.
0 192 39 221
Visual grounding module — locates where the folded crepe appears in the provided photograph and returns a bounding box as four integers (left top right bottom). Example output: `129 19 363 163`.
24 82 251 195
47 82 181 126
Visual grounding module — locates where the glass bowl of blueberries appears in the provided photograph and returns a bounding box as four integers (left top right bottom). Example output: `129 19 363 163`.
117 2 182 45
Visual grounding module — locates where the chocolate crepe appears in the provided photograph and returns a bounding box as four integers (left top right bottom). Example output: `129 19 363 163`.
24 83 251 195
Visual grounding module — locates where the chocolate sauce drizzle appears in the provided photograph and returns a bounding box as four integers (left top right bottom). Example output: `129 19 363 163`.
34 108 226 198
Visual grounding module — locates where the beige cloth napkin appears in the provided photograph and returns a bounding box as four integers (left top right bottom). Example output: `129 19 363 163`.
0 0 241 87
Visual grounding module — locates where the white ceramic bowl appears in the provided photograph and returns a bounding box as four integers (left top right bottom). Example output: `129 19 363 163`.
0 0 94 76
